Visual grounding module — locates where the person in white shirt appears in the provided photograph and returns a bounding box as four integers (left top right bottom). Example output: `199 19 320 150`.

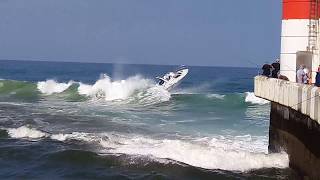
303 67 310 84
297 65 306 83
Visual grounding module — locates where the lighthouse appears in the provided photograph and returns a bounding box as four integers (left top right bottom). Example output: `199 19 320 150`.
280 0 320 82
254 1 320 178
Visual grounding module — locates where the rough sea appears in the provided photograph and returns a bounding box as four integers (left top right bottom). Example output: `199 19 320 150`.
0 60 297 179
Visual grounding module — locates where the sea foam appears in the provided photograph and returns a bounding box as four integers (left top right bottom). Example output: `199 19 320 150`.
245 92 269 105
99 134 288 172
37 80 73 95
207 93 226 100
78 74 164 101
4 126 289 172
35 75 171 104
7 126 48 139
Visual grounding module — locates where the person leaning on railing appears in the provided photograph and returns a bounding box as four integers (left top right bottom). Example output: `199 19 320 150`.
271 59 280 78
262 64 272 77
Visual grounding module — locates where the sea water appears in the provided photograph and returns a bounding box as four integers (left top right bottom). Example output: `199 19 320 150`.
0 60 296 179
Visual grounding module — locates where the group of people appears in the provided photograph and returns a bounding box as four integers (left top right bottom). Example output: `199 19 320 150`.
261 59 280 78
296 65 311 84
298 65 320 87
261 59 320 87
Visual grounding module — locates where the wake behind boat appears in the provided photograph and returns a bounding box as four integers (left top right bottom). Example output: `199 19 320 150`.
156 66 189 90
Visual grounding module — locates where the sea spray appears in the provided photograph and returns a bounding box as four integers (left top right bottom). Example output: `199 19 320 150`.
37 80 74 95
1 77 171 104
78 74 156 101
7 126 48 139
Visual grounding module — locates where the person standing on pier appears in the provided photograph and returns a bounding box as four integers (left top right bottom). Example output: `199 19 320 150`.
262 64 272 77
297 65 306 83
271 59 280 78
303 67 310 84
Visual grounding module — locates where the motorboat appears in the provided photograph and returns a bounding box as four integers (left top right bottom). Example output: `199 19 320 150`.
156 66 189 90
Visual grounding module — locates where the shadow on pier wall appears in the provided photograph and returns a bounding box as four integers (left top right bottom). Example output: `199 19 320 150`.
269 102 320 179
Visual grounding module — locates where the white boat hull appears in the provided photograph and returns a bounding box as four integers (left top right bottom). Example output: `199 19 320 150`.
157 67 189 90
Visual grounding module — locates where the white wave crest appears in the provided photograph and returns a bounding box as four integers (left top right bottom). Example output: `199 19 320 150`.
37 80 73 95
245 92 269 105
207 94 225 100
51 132 97 142
4 127 289 171
7 126 48 139
99 134 288 172
78 74 169 102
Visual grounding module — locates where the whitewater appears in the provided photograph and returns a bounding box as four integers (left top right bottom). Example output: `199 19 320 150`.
36 76 266 105
4 125 286 172
1 74 283 172
0 61 293 179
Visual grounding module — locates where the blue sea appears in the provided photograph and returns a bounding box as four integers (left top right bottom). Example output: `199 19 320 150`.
0 60 295 179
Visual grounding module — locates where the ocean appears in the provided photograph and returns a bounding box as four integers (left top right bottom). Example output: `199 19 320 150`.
0 60 296 179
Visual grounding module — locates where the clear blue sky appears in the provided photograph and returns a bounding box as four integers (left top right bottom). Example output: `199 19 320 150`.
0 0 281 67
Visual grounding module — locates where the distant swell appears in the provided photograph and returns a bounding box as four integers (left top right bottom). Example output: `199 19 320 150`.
3 126 289 172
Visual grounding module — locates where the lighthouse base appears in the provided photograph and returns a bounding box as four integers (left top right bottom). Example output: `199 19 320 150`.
269 102 320 180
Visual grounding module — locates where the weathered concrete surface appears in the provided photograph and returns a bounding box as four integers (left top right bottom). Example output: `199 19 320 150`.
255 76 320 123
270 102 320 180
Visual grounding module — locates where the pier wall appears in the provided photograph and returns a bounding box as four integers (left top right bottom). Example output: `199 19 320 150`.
254 76 320 179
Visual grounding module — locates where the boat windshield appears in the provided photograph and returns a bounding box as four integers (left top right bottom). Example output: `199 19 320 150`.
158 79 165 85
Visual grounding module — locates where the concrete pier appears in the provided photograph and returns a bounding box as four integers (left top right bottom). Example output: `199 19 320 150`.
254 76 320 179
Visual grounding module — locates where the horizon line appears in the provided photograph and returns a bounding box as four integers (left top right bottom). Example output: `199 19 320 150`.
0 58 259 69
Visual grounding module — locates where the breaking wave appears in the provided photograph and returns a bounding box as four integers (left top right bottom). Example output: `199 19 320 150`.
99 134 288 171
0 78 268 106
78 75 149 100
37 80 74 95
7 126 48 139
78 75 158 101
77 74 171 104
3 126 289 172
0 76 171 104
245 92 269 105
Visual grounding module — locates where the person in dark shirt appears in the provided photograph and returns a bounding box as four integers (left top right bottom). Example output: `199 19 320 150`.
271 59 280 78
262 64 272 77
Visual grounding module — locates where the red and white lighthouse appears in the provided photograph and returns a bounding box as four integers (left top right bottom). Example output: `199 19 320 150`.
280 0 320 81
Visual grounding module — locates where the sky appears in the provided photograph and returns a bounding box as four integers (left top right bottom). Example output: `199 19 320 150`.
0 0 281 67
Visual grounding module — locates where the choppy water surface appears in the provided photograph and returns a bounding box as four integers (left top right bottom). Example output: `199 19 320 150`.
0 60 296 179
